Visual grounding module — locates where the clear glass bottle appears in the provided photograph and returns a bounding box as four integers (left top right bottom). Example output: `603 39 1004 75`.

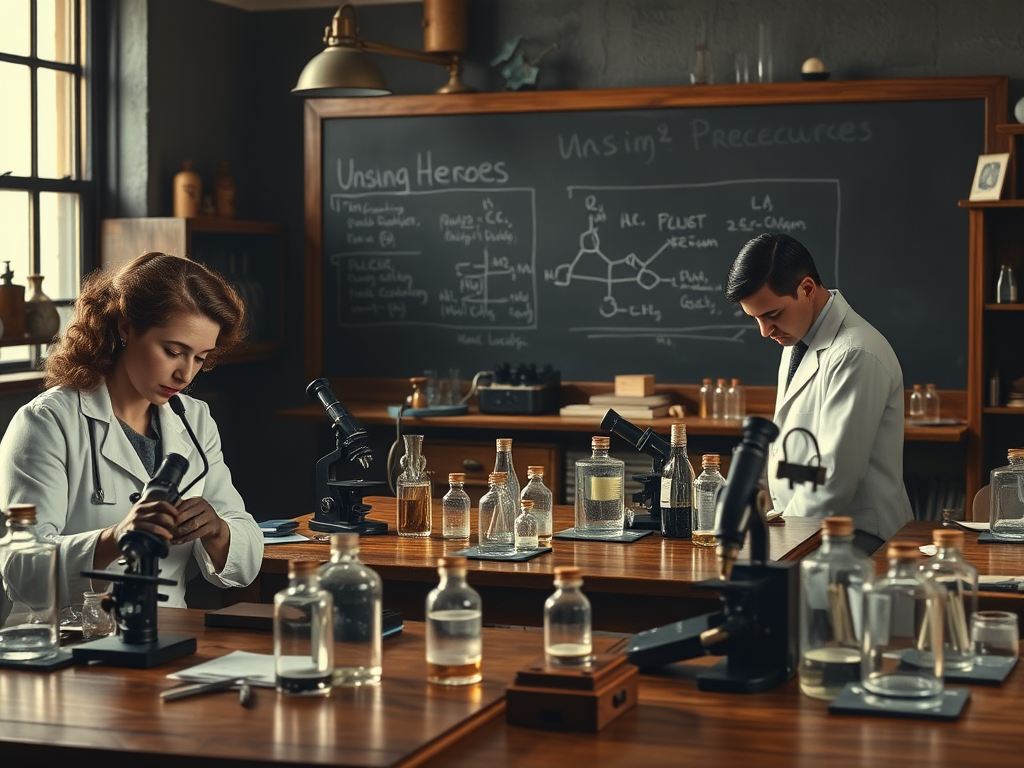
660 423 695 539
514 499 539 552
699 378 712 418
908 384 925 422
725 378 746 420
997 264 1018 303
426 556 482 685
0 504 59 661
923 384 940 422
494 438 520 507
798 517 874 701
544 566 592 666
479 472 515 552
920 529 978 670
712 378 728 419
521 465 553 545
318 533 382 686
990 448 1024 541
692 454 725 548
442 472 471 540
396 434 431 538
274 559 334 696
861 542 944 706
81 591 116 640
575 436 625 537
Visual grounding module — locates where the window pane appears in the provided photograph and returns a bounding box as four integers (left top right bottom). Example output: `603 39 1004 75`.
0 0 31 56
0 62 32 177
39 191 79 300
37 0 75 63
37 67 76 179
0 189 32 363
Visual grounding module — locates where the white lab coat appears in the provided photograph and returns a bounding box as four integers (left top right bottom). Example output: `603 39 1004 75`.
0 384 263 615
768 291 914 541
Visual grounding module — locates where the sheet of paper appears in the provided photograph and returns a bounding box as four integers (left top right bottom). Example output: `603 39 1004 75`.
978 575 1024 585
168 650 277 687
953 520 989 532
262 533 312 545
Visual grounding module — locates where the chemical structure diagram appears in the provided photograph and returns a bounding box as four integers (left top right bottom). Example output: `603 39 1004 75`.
439 247 534 325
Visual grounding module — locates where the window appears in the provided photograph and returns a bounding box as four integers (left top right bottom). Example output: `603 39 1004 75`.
0 0 92 371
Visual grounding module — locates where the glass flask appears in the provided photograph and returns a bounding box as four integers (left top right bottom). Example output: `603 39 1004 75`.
923 384 940 422
318 533 382 686
514 498 539 552
479 472 515 552
81 591 116 640
996 264 1018 303
441 472 471 540
494 438 520 506
274 559 334 696
426 556 483 685
0 504 59 661
397 434 432 538
990 448 1024 541
575 436 625 537
544 566 592 667
908 384 925 422
712 378 727 419
521 465 553 546
861 542 944 706
920 529 978 670
660 423 695 539
699 378 712 418
725 378 746 420
798 517 874 701
692 454 725 548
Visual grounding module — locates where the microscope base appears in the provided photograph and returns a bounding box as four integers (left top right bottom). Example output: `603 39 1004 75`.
696 657 787 693
627 512 661 530
72 634 197 669
309 518 389 536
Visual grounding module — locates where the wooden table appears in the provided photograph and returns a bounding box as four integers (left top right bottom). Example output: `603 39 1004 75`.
260 497 821 632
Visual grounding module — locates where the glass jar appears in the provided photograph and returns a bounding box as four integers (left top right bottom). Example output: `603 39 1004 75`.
908 384 925 422
274 560 333 696
426 556 483 685
441 472 471 540
699 378 712 418
660 423 695 539
712 378 727 419
991 448 1024 541
514 499 539 552
544 566 592 667
798 517 874 701
692 454 725 548
396 434 431 538
575 436 624 537
726 378 746 420
479 472 514 552
318 533 382 686
521 465 553 545
0 504 59 661
494 438 520 506
81 591 116 640
923 384 940 422
861 542 944 706
920 529 978 670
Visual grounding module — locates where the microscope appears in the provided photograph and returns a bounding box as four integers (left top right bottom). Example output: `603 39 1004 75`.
599 409 671 530
307 378 388 535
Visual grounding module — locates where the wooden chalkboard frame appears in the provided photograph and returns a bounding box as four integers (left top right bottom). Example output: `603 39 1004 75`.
303 77 1007 382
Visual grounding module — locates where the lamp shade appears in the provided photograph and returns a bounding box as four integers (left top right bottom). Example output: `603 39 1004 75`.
292 46 391 97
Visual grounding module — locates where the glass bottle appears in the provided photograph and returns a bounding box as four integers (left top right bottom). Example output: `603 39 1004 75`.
725 378 746 420
426 556 482 685
798 517 874 701
920 529 978 671
213 161 236 218
575 436 625 537
274 559 333 696
442 472 471 540
692 454 726 548
712 378 728 419
996 264 1018 303
990 448 1024 541
0 504 59 660
699 378 712 418
544 566 592 666
521 465 553 545
660 423 695 539
396 434 431 538
861 542 944 706
908 384 925 422
479 472 514 552
494 438 520 505
515 498 539 552
81 591 116 640
318 533 382 686
923 384 940 422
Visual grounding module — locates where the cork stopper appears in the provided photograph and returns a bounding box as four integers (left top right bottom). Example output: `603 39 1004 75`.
670 422 686 446
520 499 534 510
886 541 920 561
702 378 712 384
822 516 854 537
329 532 359 553
731 378 741 386
489 472 507 485
288 559 321 575
933 529 965 548
912 384 922 391
554 566 583 584
926 383 936 389
591 436 610 450
1008 448 1024 462
496 438 512 451
6 504 37 523
527 465 544 476
438 556 468 569
701 453 720 468
449 472 466 483
717 378 727 385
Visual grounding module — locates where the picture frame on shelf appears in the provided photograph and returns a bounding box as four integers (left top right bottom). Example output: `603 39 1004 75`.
968 152 1010 201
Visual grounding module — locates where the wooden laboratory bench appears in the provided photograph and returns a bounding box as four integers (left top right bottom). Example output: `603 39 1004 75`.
258 497 821 632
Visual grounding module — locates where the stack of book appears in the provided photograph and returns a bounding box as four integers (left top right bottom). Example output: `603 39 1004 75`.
559 392 674 420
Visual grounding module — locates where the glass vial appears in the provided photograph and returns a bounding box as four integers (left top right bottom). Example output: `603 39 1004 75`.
908 384 925 422
494 438 520 505
426 556 483 685
923 384 940 422
660 423 695 539
690 43 711 85
725 378 746 419
544 566 592 666
0 504 59 660
81 591 116 640
522 465 553 545
397 434 431 538
757 22 773 83
692 454 725 548
274 559 334 696
712 378 727 419
921 529 978 670
575 436 625 537
997 264 1018 303
479 472 515 552
318 533 382 686
442 472 471 540
699 378 712 418
798 517 874 701
861 542 944 706
515 499 539 552
990 448 1024 541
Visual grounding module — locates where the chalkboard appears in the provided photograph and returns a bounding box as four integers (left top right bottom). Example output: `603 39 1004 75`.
304 79 1004 388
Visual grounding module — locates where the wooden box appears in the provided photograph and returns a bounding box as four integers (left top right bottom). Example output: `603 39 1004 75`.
615 374 655 397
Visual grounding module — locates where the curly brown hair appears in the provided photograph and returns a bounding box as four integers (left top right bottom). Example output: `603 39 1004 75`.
45 252 247 390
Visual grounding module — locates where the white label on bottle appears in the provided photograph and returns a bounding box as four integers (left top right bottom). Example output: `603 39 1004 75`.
589 476 621 501
659 477 673 508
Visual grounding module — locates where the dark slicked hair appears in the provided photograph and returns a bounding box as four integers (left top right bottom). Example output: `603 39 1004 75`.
725 233 823 303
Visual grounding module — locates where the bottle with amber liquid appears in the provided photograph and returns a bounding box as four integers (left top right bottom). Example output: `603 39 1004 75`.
397 434 431 538
173 160 201 218
691 454 725 547
213 161 236 218
426 556 482 685
544 566 592 666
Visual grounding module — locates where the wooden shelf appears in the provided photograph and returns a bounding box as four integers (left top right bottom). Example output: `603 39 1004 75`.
0 334 55 348
984 303 1024 310
996 124 1024 134
984 406 1024 415
958 199 1024 208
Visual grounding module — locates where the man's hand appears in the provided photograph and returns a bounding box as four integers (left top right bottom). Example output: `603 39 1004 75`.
172 497 228 547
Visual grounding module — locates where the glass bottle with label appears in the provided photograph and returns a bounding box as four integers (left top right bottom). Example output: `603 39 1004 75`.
318 533 382 686
442 472 471 540
274 559 334 696
990 448 1024 541
660 423 695 539
575 436 625 537
997 264 1018 303
544 566 592 667
920 529 978 670
426 556 483 685
521 465 553 545
923 384 941 422
0 504 59 660
692 454 726 548
494 438 520 506
479 472 514 552
514 498 540 551
397 434 431 538
798 517 874 701
699 378 712 418
712 378 728 419
908 384 925 422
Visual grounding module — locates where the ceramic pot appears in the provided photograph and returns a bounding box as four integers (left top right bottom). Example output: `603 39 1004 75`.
173 160 201 218
25 274 60 338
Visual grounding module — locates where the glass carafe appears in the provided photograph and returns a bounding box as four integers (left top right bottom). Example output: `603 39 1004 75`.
426 556 482 685
479 472 514 552
442 472 471 540
575 436 624 537
920 529 977 670
521 465 553 545
544 566 592 666
692 454 725 548
274 560 333 696
990 448 1024 541
0 504 59 660
397 434 431 538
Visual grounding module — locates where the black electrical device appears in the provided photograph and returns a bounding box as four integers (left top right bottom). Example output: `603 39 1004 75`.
477 363 560 414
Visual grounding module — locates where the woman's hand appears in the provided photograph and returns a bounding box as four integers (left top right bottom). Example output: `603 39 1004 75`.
93 499 178 569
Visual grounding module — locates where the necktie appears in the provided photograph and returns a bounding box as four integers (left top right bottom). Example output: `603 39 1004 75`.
786 341 808 388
